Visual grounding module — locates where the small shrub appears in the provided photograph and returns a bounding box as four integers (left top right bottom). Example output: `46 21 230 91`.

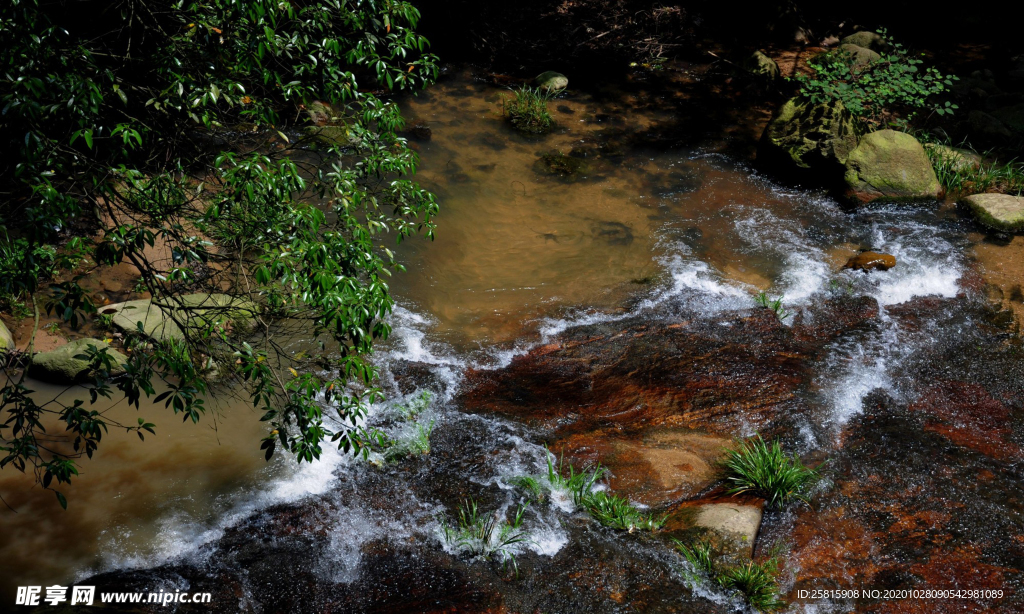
502 85 554 133
754 292 790 321
723 434 817 509
439 498 531 576
796 29 958 130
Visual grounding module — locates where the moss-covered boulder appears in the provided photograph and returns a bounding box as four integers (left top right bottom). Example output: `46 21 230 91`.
303 125 359 148
837 43 880 68
101 293 258 342
534 71 568 92
924 143 982 173
963 194 1024 232
759 97 859 175
840 31 887 52
0 319 13 351
843 130 942 203
28 338 127 384
744 50 779 80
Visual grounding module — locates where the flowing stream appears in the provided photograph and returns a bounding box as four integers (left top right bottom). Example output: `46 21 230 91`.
2 68 1022 612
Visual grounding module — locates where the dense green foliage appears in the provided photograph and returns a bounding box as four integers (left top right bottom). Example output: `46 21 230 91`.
796 30 958 129
0 0 439 506
723 435 817 508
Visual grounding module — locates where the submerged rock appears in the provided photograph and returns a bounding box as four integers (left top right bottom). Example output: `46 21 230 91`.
101 293 258 342
843 130 942 203
0 319 12 351
535 71 568 92
533 151 590 181
759 97 859 176
28 338 127 384
843 251 897 271
963 194 1024 232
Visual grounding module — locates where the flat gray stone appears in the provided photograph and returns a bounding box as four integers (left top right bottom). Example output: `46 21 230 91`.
100 293 258 342
963 193 1024 232
28 338 127 384
694 503 763 556
0 319 12 351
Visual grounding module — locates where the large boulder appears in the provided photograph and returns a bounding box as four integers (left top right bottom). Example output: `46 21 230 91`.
843 130 942 203
0 319 12 351
534 71 568 92
759 97 859 176
840 31 887 52
101 293 258 342
28 338 127 384
962 194 1024 232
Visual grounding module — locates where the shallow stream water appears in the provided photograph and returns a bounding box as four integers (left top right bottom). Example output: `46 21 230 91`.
2 68 1022 612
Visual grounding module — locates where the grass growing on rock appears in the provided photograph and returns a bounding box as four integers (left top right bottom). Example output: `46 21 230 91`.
675 539 786 612
927 150 1024 197
754 292 791 321
439 498 531 576
511 451 665 532
502 85 554 133
723 434 817 508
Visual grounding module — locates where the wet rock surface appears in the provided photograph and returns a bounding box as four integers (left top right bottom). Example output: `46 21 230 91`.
844 251 898 271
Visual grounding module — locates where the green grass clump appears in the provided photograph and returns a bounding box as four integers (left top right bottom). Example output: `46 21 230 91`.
439 498 531 576
924 145 1024 197
510 451 664 532
674 539 786 612
502 85 554 133
384 420 434 460
394 390 432 420
754 292 791 321
723 434 817 509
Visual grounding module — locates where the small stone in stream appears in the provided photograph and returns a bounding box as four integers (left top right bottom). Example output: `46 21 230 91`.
844 251 897 271
556 104 574 114
406 123 431 141
694 503 763 557
28 338 127 384
535 71 568 92
963 193 1024 232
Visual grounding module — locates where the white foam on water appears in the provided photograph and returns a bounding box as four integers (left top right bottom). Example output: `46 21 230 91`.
858 219 962 306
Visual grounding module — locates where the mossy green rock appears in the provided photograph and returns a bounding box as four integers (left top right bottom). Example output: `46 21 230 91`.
844 130 942 203
761 97 859 172
837 43 880 68
744 50 779 79
101 293 258 342
0 319 12 351
304 125 359 147
28 338 127 384
534 71 568 92
840 31 887 52
963 194 1024 231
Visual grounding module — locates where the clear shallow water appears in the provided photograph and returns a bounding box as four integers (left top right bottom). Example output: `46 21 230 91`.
1 69 1004 609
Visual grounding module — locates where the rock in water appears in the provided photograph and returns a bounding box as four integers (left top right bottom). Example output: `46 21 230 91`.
745 50 779 80
101 293 258 342
534 71 568 92
759 97 859 175
844 251 897 271
844 130 942 203
840 31 887 52
28 338 127 384
0 319 12 351
963 194 1024 232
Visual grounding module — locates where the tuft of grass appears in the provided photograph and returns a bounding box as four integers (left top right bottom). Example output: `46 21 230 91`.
754 292 791 321
723 434 817 509
384 419 434 460
394 390 432 420
510 475 545 502
923 141 1024 197
502 85 554 133
545 452 663 531
674 539 786 612
439 498 531 576
717 559 786 612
